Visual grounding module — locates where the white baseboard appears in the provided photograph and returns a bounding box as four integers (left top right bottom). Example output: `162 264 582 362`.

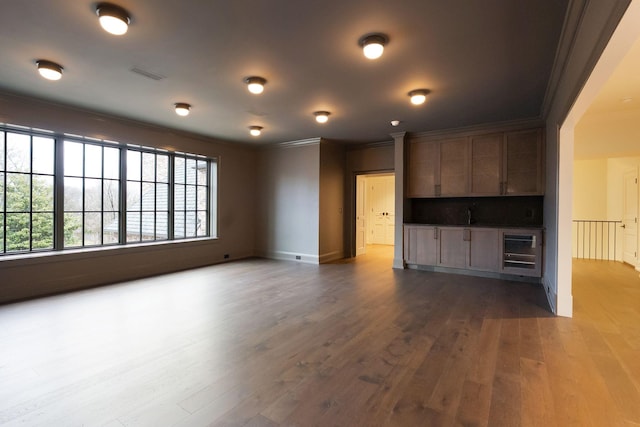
543 276 557 315
393 258 406 269
258 250 319 265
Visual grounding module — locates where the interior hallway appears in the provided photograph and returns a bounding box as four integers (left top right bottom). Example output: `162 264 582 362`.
0 252 638 426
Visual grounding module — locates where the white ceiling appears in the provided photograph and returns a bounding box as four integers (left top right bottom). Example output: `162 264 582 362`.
576 29 640 159
0 0 568 144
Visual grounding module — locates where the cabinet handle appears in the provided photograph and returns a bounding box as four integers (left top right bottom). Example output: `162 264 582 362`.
435 184 441 196
463 229 471 241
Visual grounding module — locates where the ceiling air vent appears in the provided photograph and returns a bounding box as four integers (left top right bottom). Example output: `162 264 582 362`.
130 67 165 81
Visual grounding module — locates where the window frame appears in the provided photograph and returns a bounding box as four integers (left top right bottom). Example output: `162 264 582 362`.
0 124 218 256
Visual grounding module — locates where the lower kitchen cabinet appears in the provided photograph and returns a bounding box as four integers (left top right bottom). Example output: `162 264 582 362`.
404 225 438 265
403 224 542 278
438 227 467 268
468 228 501 272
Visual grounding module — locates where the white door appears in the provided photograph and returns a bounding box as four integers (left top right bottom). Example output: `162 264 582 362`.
622 170 638 266
356 175 366 256
367 175 395 245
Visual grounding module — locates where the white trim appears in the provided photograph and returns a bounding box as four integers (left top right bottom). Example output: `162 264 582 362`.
277 137 322 148
543 276 558 314
259 250 319 264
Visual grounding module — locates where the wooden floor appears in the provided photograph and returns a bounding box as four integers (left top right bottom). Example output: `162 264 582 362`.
0 247 639 426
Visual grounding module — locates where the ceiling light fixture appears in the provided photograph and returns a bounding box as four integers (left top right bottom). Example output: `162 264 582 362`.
249 126 263 136
174 103 191 116
408 89 430 105
245 76 267 94
96 3 131 35
314 111 331 124
359 33 389 60
36 60 64 81
391 120 400 127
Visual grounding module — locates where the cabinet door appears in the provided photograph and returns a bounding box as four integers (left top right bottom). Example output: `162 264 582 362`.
439 138 469 196
404 226 417 264
407 141 439 197
416 227 438 265
467 228 500 271
438 228 467 268
404 225 438 266
504 129 543 195
470 133 502 195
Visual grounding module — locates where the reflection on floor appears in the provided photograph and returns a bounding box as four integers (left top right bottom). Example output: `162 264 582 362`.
0 254 638 425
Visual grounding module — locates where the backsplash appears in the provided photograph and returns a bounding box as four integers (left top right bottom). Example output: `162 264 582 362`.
410 196 543 227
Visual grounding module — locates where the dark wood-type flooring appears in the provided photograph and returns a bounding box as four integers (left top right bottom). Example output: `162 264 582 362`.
1 246 639 426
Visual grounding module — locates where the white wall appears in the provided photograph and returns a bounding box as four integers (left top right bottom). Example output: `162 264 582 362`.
256 140 321 263
573 159 608 220
0 92 257 303
572 158 626 260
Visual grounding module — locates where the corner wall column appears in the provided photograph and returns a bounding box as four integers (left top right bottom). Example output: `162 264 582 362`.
392 132 407 269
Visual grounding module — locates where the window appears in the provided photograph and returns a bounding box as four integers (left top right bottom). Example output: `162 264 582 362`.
0 125 217 255
64 140 121 247
1 131 55 253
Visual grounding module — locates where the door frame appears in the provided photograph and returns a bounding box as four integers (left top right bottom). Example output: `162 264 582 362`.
346 168 394 258
362 172 396 248
622 169 638 266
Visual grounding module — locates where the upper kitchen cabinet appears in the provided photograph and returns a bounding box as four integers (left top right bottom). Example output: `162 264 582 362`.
470 133 502 196
407 137 469 197
407 139 439 197
503 128 544 195
439 138 469 196
407 126 544 198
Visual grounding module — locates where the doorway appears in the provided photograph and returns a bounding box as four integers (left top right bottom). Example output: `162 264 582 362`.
559 2 640 317
355 173 395 256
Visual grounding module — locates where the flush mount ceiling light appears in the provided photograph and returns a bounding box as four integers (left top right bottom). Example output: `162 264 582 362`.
174 103 191 116
314 111 331 124
96 3 131 35
408 89 430 105
249 126 263 136
36 60 63 81
359 33 388 60
245 76 267 94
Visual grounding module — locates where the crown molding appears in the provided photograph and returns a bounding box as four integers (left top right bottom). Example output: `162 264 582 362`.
408 117 544 141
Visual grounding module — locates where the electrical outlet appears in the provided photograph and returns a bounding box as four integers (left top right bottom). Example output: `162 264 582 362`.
295 255 301 260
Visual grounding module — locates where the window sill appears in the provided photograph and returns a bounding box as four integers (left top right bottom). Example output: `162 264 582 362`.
0 237 220 267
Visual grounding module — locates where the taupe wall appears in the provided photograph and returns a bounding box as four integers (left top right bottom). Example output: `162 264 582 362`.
255 140 321 263
0 92 257 303
319 141 346 262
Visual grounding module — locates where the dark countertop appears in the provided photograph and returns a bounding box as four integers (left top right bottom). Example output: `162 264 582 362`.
404 223 544 230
